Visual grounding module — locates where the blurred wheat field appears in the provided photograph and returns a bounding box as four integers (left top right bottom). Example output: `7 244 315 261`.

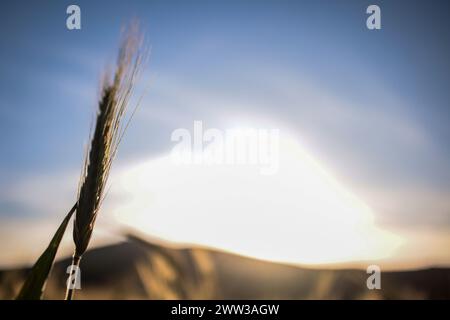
1 234 449 300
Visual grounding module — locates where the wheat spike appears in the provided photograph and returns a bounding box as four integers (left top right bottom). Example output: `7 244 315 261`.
66 26 145 300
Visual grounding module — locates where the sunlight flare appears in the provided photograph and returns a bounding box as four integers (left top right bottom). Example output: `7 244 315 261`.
113 133 403 264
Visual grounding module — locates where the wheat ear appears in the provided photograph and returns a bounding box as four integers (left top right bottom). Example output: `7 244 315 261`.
65 28 145 300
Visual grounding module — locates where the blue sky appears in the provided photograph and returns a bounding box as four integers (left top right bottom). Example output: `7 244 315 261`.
0 0 449 267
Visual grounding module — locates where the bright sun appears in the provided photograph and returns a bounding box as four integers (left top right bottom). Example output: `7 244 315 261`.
112 132 402 265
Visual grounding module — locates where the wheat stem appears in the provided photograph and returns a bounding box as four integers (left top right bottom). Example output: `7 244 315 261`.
64 255 81 300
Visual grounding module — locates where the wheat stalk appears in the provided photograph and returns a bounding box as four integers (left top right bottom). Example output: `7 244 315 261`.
65 26 145 300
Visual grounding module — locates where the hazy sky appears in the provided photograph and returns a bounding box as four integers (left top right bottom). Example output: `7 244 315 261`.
0 0 449 268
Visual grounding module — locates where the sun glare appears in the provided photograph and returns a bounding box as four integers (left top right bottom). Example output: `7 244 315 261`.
113 132 403 265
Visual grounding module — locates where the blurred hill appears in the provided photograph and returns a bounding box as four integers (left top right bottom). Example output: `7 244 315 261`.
1 234 449 299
